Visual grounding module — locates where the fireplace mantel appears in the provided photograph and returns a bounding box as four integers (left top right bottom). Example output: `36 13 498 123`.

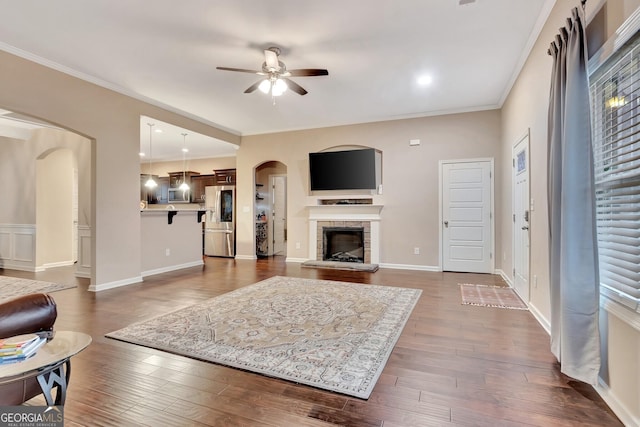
306 204 383 221
306 199 382 264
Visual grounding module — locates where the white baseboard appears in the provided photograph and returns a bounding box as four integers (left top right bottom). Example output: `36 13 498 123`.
0 262 37 272
379 263 440 272
495 269 513 287
528 302 551 335
42 260 75 269
234 255 257 260
285 257 308 263
88 260 204 292
142 260 204 278
527 298 636 426
74 271 91 279
596 380 639 427
88 275 143 292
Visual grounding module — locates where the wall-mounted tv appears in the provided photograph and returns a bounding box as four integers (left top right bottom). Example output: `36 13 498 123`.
309 148 381 191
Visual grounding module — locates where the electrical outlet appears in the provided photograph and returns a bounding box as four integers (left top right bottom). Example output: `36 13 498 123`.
295 242 301 249
533 274 538 288
414 247 420 255
165 248 170 256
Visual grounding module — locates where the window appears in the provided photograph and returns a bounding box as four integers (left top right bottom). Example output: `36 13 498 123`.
589 31 640 311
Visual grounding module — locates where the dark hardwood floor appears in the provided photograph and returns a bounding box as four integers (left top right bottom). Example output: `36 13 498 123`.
1 257 622 426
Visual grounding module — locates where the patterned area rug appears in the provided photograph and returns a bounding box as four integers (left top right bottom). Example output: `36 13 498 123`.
460 284 528 310
0 276 77 303
106 276 422 399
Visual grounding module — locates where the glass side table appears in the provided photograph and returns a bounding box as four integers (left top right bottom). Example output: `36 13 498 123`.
0 331 92 405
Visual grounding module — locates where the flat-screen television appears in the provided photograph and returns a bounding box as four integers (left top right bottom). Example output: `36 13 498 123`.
309 148 380 191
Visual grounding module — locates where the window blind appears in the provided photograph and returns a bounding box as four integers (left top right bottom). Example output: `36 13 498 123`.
590 32 640 311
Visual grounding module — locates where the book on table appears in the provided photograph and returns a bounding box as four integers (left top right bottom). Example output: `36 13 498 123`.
0 334 47 364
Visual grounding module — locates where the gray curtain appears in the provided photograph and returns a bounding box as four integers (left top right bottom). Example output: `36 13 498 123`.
547 6 600 385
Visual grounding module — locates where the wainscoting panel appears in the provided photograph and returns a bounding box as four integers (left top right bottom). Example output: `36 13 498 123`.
76 225 92 278
0 231 11 259
0 224 36 271
14 231 35 262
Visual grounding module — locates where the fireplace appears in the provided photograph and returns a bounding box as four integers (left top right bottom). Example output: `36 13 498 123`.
316 221 371 264
306 200 382 266
323 227 365 263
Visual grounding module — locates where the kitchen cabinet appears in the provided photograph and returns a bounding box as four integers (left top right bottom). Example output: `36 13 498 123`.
157 177 170 204
167 171 200 203
140 174 158 204
214 169 236 185
191 174 216 203
168 171 200 188
140 175 169 204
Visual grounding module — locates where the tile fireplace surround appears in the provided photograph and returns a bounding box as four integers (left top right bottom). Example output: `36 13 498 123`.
306 199 383 265
318 222 370 263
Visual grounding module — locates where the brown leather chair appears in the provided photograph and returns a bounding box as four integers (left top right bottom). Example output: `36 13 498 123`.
0 293 57 405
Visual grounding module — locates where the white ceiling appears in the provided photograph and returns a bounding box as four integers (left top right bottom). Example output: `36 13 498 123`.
0 0 553 159
139 116 238 162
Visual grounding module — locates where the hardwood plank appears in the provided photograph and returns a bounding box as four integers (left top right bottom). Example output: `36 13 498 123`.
1 257 623 426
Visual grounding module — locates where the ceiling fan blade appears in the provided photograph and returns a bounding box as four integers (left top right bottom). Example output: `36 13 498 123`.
244 80 264 93
216 66 262 74
264 49 280 71
288 69 329 77
283 78 308 95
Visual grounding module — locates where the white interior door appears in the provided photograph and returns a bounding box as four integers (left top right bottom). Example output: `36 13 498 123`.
442 160 493 273
270 175 287 255
513 134 530 301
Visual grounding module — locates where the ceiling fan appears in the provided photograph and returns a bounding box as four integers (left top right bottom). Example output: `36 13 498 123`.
216 47 328 97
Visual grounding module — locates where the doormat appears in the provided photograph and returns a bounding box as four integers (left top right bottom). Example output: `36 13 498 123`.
106 276 421 399
459 284 528 310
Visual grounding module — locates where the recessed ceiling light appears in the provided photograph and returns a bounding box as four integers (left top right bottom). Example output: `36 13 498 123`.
139 152 145 157
154 128 163 133
417 75 433 86
182 148 189 153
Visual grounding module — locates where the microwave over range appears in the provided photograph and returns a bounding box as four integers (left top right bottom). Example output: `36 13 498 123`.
168 187 190 203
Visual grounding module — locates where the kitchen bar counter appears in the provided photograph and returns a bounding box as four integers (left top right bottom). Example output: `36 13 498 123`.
141 202 204 211
140 208 204 277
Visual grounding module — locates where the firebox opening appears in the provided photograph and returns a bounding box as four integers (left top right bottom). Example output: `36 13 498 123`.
323 227 365 263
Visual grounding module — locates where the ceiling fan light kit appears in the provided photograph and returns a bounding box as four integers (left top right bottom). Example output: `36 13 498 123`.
217 46 328 102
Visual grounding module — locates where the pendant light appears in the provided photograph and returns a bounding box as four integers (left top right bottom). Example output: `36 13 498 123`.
179 133 190 191
144 123 157 189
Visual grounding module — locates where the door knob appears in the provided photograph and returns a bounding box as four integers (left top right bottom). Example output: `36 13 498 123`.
444 221 449 227
522 225 529 230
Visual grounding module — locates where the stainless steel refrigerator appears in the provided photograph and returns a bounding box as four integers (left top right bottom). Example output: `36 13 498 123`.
204 185 235 257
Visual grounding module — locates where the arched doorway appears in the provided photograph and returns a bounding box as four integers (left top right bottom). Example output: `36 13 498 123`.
36 148 76 268
0 112 92 277
255 161 287 257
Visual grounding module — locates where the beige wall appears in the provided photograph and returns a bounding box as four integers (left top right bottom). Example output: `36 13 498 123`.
237 110 502 267
0 128 90 225
501 0 640 424
0 50 239 287
1 3 637 421
0 128 91 269
140 211 203 274
35 148 74 267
